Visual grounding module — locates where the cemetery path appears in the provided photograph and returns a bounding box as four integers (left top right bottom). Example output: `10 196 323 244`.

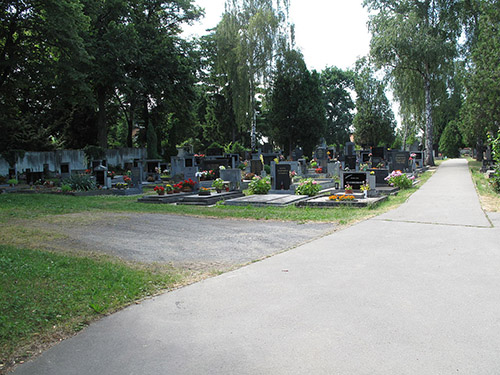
13 159 500 375
37 212 336 272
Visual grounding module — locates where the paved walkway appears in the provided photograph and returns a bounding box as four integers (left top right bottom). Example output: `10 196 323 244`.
13 159 500 375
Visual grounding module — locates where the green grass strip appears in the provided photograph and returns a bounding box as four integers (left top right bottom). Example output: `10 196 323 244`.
0 245 180 369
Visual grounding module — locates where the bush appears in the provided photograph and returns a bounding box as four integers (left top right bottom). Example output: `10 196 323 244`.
295 178 322 196
62 174 96 191
264 165 271 174
61 184 72 193
384 170 414 189
439 120 462 158
7 179 18 185
248 176 271 195
489 131 500 192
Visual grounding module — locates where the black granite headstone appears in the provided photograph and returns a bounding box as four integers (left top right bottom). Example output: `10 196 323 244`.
274 164 291 190
343 172 367 190
345 142 355 156
390 151 410 171
372 147 385 158
250 159 263 175
345 155 357 170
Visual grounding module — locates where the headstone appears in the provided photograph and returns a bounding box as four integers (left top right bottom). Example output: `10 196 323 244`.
345 155 356 170
390 151 410 172
130 167 143 193
262 143 273 154
412 151 424 168
342 171 368 190
369 168 389 186
327 161 340 178
315 147 328 169
298 159 307 176
345 142 355 156
361 151 371 163
273 163 291 190
250 159 263 175
291 147 303 161
220 168 241 191
94 164 108 187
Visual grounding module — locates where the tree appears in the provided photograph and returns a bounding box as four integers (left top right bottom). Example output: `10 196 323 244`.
353 58 396 147
461 1 500 158
439 120 462 158
320 67 355 147
364 0 463 165
215 0 290 150
269 49 325 157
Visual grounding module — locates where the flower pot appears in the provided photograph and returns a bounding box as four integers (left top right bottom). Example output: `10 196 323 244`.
363 190 368 199
199 190 211 196
173 189 180 193
167 190 173 195
157 191 165 196
216 188 221 193
345 189 353 195
225 187 229 192
181 186 192 192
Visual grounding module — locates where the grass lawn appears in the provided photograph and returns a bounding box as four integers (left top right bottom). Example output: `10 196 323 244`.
467 158 500 212
0 168 435 373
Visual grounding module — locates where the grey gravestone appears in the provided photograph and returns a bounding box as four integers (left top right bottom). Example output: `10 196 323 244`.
345 142 355 156
369 169 389 186
315 147 328 169
298 159 307 176
327 161 340 178
413 151 424 168
291 148 303 161
130 167 143 193
250 159 263 175
94 164 108 187
345 155 357 170
390 151 410 171
273 163 291 190
220 168 241 191
342 171 368 190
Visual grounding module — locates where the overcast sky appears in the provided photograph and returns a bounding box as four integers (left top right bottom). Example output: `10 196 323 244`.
183 0 372 72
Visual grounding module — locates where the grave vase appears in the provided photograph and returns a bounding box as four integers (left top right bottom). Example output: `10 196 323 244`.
363 190 368 199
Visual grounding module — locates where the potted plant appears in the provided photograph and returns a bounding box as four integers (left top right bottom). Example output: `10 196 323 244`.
153 185 165 195
198 187 211 196
181 178 195 192
344 184 353 194
7 178 18 187
360 182 370 198
165 184 173 194
212 178 225 193
173 182 182 193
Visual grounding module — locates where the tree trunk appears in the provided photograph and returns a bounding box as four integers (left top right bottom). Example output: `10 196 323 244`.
250 77 257 152
476 137 484 161
423 72 435 166
97 86 107 148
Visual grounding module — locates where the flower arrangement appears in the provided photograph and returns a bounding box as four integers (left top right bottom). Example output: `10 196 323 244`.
359 163 369 171
344 184 353 191
107 170 115 178
165 184 173 193
315 167 323 174
181 178 196 188
384 170 415 189
196 170 216 180
199 186 211 195
289 170 297 178
153 185 165 195
329 194 355 201
244 172 256 180
115 182 127 189
173 182 183 191
123 176 131 184
212 178 225 191
295 178 322 196
360 183 370 191
248 176 271 195
310 161 318 168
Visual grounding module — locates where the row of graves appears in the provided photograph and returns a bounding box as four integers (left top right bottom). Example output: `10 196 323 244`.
135 141 421 208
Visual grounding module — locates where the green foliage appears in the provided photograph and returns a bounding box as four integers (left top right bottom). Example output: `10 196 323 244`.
365 0 463 165
83 145 105 163
320 67 355 147
269 49 326 157
7 179 18 185
439 120 463 158
295 178 322 196
61 184 72 193
461 2 500 153
147 123 159 159
353 58 395 147
488 131 500 192
385 170 414 189
248 176 271 195
212 178 225 190
63 174 97 192
264 165 271 174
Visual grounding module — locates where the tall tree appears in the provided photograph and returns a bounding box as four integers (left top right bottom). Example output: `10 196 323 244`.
215 0 290 150
320 67 355 148
353 58 396 147
269 49 325 157
461 1 500 157
364 0 462 165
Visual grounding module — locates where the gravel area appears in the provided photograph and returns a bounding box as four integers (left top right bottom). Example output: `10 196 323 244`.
49 213 336 270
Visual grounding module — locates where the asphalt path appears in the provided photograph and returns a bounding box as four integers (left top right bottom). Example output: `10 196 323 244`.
13 159 500 375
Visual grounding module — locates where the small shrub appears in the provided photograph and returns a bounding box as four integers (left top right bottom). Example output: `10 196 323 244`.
384 170 414 189
63 174 96 191
7 179 18 185
61 184 72 193
295 178 322 196
264 165 271 174
248 176 271 195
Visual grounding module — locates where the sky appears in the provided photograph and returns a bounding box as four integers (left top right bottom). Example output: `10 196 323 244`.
183 0 372 72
